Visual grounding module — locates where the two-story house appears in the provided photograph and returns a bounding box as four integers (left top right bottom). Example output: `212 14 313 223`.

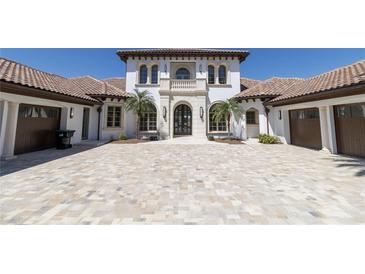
117 49 249 139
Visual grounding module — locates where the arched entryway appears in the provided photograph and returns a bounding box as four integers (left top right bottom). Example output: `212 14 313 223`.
246 108 260 138
174 104 192 136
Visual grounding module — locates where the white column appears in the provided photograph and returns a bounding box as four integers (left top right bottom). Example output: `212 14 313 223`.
326 106 337 153
0 100 9 157
1 102 19 159
319 106 330 151
282 110 291 144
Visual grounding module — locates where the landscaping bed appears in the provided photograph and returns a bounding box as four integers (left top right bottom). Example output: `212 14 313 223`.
208 137 244 145
111 139 148 144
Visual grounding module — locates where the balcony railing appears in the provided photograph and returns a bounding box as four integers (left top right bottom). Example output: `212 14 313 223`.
160 78 207 92
170 79 196 90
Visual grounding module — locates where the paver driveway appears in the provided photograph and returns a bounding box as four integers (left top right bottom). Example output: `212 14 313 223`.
1 141 364 224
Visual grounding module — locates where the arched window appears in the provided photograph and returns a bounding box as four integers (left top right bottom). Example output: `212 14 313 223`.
218 65 227 84
139 105 157 131
175 68 190 80
139 65 148 84
208 65 215 84
209 103 227 132
151 65 158 84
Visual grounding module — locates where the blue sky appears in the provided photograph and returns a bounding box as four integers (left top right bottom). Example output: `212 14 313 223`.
1 48 364 80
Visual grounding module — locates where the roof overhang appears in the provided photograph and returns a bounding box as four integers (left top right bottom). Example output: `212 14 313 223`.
117 49 250 63
266 84 365 107
88 94 130 101
235 95 277 102
0 81 100 106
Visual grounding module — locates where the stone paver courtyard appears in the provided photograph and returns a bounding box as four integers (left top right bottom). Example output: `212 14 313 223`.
1 140 365 224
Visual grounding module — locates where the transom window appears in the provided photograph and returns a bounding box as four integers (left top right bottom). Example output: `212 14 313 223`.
139 65 148 84
151 65 158 84
175 68 190 80
208 65 215 84
218 65 227 84
209 104 227 132
107 106 122 127
139 105 157 131
246 111 257 124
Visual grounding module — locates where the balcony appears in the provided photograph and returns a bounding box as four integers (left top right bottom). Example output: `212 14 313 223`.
171 79 196 90
160 78 207 94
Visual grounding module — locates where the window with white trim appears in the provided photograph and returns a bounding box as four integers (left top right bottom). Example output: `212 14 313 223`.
208 65 215 84
139 65 148 84
139 105 157 131
209 104 227 132
107 106 122 127
218 65 227 84
151 65 158 84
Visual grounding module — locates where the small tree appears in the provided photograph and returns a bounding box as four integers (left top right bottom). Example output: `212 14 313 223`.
124 90 155 139
211 98 244 139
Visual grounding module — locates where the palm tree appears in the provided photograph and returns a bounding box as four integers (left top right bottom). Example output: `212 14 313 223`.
124 90 155 139
211 98 244 139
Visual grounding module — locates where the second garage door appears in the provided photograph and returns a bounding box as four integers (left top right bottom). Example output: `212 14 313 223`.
289 108 322 150
14 104 61 155
334 103 365 158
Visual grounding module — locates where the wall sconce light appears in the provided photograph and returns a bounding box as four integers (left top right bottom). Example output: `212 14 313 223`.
163 106 167 119
278 110 282 120
70 107 74 119
200 106 204 119
199 64 202 73
164 64 167 73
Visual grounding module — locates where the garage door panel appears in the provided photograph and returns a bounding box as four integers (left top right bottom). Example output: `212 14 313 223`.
15 104 61 155
289 108 322 150
335 103 365 158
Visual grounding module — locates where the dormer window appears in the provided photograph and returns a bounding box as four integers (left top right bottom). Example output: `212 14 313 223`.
218 65 227 84
176 68 190 80
139 65 148 84
208 65 215 84
151 65 158 84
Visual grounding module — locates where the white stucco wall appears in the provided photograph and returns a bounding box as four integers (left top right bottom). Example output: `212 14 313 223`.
237 100 271 139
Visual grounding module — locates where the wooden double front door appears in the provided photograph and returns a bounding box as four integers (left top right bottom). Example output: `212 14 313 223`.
174 104 192 136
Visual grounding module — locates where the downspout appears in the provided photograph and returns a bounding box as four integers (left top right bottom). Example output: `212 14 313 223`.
265 106 270 135
97 106 102 141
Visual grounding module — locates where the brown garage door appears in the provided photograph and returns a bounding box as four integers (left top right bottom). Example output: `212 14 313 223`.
14 104 61 155
289 108 322 150
334 103 365 158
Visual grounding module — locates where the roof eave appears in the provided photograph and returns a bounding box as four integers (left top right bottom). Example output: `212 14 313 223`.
266 83 365 107
116 50 250 63
0 81 100 106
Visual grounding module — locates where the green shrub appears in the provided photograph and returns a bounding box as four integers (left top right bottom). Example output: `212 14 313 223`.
119 133 127 140
207 135 215 141
258 134 280 144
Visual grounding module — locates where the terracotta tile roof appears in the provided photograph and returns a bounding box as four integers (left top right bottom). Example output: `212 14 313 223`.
235 77 304 99
270 60 365 103
0 57 129 102
240 77 261 91
117 48 249 63
102 77 126 90
70 76 130 98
